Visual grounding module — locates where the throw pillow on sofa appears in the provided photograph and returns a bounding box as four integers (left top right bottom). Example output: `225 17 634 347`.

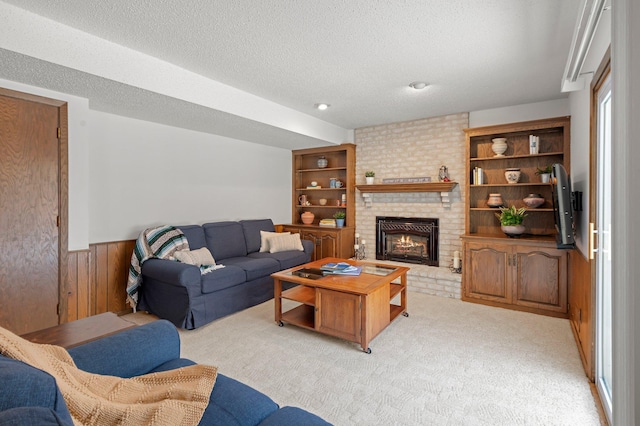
259 230 290 253
174 247 216 266
269 233 304 253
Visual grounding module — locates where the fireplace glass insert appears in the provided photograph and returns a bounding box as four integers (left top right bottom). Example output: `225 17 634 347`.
376 216 438 266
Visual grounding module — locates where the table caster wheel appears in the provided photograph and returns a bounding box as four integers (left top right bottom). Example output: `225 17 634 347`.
403 312 409 317
364 347 372 354
278 321 284 327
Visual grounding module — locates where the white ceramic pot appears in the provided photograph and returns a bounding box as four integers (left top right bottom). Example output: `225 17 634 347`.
505 168 521 184
491 138 508 157
501 224 525 238
540 173 551 183
366 176 375 184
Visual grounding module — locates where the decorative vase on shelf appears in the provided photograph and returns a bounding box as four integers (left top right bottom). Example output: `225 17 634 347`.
366 176 374 184
491 138 508 157
501 224 525 238
487 193 504 208
523 193 545 208
301 212 314 225
317 156 328 168
335 218 345 227
504 168 521 184
540 173 551 183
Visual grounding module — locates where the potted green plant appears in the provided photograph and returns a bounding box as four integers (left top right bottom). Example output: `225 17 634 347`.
535 165 553 183
333 211 346 227
365 171 375 184
495 205 527 237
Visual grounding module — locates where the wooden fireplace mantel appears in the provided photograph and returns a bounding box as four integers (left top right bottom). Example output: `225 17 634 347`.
356 182 458 206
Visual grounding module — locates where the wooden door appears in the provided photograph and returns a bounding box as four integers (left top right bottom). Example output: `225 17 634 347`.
514 246 568 314
464 242 511 303
0 94 60 334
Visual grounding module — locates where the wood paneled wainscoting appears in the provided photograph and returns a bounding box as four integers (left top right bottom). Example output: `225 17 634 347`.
568 249 593 380
67 240 135 322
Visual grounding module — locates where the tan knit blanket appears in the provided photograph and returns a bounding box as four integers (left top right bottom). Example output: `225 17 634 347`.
0 326 217 426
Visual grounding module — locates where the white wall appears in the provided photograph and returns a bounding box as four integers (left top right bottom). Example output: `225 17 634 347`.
88 111 292 242
0 79 293 248
469 98 570 128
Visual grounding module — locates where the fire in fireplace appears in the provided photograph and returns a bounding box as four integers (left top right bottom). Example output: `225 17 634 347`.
376 216 439 266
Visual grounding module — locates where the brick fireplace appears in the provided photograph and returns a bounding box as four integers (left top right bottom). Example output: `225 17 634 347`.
354 112 468 298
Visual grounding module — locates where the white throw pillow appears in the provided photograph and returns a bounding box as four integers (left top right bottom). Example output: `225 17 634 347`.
259 230 290 252
269 233 304 253
174 247 216 266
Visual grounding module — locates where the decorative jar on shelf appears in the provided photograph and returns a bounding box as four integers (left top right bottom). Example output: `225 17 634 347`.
317 156 328 168
301 212 314 225
487 193 503 208
504 168 521 184
491 138 508 157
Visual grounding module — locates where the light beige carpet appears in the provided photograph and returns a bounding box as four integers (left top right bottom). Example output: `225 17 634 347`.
124 292 601 425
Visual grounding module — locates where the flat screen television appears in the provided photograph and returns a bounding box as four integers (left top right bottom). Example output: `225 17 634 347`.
551 163 576 249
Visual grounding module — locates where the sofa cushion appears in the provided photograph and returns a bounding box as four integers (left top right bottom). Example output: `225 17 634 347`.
259 230 289 253
0 357 73 425
259 406 331 426
174 247 216 266
200 265 246 293
240 219 276 253
176 225 207 249
0 407 72 426
248 250 310 270
220 257 280 282
203 222 247 260
268 233 304 253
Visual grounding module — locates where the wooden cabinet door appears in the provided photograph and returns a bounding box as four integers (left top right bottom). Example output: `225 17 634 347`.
316 288 361 342
514 246 568 313
316 231 339 260
464 242 511 303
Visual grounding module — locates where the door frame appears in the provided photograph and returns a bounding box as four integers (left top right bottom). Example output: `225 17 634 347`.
0 87 69 325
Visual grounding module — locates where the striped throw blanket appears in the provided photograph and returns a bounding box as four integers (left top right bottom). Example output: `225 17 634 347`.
127 225 189 310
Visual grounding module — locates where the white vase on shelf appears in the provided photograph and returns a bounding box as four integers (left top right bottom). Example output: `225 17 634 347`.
491 138 508 157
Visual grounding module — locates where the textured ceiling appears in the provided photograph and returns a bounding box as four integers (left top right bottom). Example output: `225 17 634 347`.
0 0 581 148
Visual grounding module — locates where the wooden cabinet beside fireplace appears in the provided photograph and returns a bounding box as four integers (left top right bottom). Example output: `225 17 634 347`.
280 225 355 261
461 117 570 318
462 237 568 317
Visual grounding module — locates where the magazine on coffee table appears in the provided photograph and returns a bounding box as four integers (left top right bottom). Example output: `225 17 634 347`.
320 262 362 276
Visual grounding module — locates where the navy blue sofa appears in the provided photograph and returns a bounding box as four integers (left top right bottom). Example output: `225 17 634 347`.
0 320 330 425
138 219 313 329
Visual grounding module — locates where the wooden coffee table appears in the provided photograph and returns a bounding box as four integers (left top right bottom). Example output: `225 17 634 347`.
271 257 409 353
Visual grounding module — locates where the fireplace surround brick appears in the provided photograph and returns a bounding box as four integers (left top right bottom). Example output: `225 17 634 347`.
355 112 467 298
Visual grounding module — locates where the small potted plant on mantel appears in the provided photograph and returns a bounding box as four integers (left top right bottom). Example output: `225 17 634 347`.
365 171 375 184
535 165 553 183
495 205 527 238
333 211 346 227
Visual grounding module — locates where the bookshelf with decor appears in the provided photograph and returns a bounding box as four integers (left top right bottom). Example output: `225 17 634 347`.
280 143 355 260
461 117 571 318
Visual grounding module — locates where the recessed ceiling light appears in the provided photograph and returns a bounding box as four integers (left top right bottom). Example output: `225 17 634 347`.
409 82 428 90
314 103 330 110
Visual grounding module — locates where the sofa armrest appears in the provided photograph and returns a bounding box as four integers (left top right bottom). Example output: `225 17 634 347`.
67 320 180 378
301 239 314 257
142 258 201 287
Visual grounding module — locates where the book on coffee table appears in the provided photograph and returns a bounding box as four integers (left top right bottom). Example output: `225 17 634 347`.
320 262 362 276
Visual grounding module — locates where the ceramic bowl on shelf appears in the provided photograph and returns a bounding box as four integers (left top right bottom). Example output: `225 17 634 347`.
504 168 521 184
319 198 327 206
523 193 545 208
